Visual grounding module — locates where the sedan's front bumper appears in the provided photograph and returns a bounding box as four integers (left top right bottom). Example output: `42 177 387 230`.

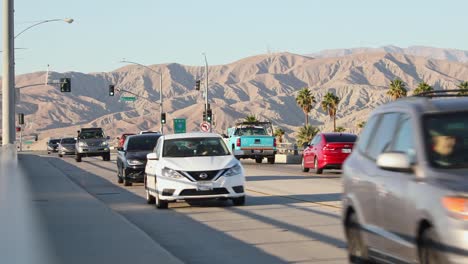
77 146 110 156
155 175 245 201
124 166 146 183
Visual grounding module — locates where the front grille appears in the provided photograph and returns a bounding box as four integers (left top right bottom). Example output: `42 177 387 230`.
182 170 223 181
179 188 229 196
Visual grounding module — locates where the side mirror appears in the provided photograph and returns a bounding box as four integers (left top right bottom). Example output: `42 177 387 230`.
147 153 158 161
117 147 124 151
377 152 412 173
116 137 120 140
106 136 111 140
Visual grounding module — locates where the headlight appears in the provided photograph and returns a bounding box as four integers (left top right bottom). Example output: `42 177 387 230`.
223 164 243 177
162 167 184 179
127 159 144 166
78 142 87 147
442 197 468 220
101 141 109 146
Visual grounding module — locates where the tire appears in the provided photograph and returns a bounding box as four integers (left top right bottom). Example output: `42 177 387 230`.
155 181 168 209
255 158 263 163
345 213 369 263
103 152 111 161
267 157 275 164
419 228 443 264
123 170 132 186
301 157 309 172
313 157 323 174
117 167 123 184
232 196 246 206
145 175 156 204
75 153 82 162
59 153 63 158
47 151 50 154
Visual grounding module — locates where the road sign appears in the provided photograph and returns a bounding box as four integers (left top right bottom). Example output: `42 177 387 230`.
120 96 136 102
24 141 34 145
173 118 186 134
200 122 211 132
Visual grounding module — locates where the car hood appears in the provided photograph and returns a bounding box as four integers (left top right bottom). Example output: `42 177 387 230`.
126 151 152 160
162 155 238 171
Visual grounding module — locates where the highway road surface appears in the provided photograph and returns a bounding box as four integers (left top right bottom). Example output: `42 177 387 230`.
20 152 347 264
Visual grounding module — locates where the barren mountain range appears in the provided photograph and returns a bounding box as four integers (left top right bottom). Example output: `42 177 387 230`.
2 46 468 149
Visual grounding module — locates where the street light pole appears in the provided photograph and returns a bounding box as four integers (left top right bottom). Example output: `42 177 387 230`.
202 53 211 132
14 18 74 39
119 60 164 134
2 0 15 145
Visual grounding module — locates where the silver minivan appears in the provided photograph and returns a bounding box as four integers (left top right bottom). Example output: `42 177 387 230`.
343 91 468 264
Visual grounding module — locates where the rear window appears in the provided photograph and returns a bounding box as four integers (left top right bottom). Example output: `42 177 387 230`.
324 134 357 143
127 135 161 151
49 139 60 144
61 138 76 144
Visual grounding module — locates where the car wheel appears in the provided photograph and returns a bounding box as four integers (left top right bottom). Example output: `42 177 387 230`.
301 157 309 172
345 213 369 263
419 227 443 264
103 152 111 161
59 153 63 158
267 157 275 164
47 151 50 154
123 170 132 186
117 167 123 184
313 157 323 174
155 182 168 209
255 158 262 163
145 176 156 204
232 196 246 206
75 153 82 162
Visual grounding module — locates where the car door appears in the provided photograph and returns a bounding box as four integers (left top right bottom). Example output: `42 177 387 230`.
376 115 417 261
145 137 163 188
117 139 128 173
356 113 402 255
303 135 319 167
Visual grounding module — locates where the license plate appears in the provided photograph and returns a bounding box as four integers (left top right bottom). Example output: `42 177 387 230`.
254 150 263 153
342 148 352 153
197 181 213 191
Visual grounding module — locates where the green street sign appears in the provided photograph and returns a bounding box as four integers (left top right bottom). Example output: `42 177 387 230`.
120 96 136 102
24 141 34 145
173 118 186 134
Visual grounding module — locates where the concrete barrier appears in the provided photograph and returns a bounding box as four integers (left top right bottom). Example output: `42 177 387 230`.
275 154 302 164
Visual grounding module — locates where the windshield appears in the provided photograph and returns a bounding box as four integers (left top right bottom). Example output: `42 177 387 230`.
324 134 357 143
234 127 268 136
60 138 76 144
48 139 60 145
424 112 468 169
127 135 160 152
79 130 104 139
163 137 230 157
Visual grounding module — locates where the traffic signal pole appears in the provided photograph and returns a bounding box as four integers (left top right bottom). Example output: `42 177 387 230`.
160 74 164 134
203 53 211 132
2 0 15 146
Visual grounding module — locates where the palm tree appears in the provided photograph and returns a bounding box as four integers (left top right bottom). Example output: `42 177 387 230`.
457 81 468 95
244 114 258 122
387 78 407 100
274 128 285 143
321 92 340 132
295 87 317 126
413 82 433 95
357 121 366 129
335 126 346 132
296 125 320 147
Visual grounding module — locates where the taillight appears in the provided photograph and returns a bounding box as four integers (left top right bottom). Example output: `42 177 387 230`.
273 138 277 147
322 145 335 152
236 138 241 147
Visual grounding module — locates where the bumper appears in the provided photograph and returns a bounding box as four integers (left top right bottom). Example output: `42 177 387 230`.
47 146 58 152
153 175 245 201
77 146 110 156
319 154 350 169
234 149 276 158
124 166 145 183
437 221 468 263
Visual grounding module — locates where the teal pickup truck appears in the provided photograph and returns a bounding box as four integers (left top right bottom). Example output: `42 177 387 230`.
224 121 277 164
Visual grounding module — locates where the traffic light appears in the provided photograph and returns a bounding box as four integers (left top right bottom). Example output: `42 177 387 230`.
109 85 115 96
60 78 71 92
195 80 201 90
18 113 24 125
203 110 206 121
206 109 212 122
161 112 166 124
34 134 38 141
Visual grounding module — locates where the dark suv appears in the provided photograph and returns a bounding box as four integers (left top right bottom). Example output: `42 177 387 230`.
75 128 110 162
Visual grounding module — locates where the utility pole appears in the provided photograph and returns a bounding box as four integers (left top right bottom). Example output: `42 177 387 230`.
203 53 211 132
159 74 163 134
2 0 15 146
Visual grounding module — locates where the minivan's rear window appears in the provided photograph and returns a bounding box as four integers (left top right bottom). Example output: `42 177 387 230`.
324 134 357 143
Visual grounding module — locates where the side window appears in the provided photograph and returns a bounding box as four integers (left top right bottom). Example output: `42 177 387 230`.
391 116 416 163
366 113 402 160
310 135 319 145
356 115 379 154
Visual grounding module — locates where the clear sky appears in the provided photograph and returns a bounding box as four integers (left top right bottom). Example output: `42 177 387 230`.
2 0 467 74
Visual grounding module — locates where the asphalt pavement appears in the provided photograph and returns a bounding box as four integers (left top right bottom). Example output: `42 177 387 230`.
19 152 347 264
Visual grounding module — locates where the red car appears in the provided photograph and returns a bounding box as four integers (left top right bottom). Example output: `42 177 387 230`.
302 133 357 174
117 133 135 149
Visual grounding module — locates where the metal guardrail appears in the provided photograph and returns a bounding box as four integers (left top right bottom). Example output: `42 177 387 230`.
0 144 55 264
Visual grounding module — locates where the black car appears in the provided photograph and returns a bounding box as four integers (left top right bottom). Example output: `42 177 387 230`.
116 134 161 186
47 138 60 154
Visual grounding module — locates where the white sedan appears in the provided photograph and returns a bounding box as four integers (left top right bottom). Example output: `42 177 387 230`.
144 132 246 209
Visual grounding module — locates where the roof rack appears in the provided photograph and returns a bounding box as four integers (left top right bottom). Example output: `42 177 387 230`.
413 89 468 98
